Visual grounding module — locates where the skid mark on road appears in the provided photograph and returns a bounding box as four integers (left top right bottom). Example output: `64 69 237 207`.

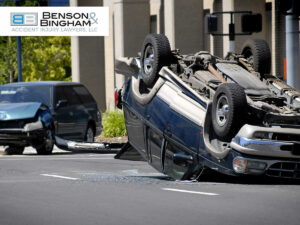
40 174 79 180
162 188 219 196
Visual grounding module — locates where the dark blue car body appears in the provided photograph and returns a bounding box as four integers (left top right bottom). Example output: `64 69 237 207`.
118 34 300 181
119 56 300 180
121 65 239 180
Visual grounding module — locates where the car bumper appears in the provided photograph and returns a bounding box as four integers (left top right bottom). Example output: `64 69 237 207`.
0 121 44 146
230 124 300 159
229 153 300 179
227 124 300 179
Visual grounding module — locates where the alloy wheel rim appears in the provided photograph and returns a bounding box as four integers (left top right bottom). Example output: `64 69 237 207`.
216 95 229 127
143 45 155 75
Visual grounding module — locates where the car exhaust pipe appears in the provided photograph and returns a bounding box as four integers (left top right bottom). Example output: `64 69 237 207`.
55 136 106 150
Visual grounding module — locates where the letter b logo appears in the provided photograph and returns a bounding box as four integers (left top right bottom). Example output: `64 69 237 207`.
11 13 38 26
12 14 24 25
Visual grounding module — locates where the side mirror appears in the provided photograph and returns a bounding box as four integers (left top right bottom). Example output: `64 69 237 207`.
241 13 262 33
205 14 218 34
56 99 68 109
173 152 194 167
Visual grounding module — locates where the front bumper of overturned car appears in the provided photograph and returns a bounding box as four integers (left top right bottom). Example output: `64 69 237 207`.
0 121 45 146
229 124 300 179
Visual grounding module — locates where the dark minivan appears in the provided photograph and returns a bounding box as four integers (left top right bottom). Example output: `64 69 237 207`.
0 81 102 155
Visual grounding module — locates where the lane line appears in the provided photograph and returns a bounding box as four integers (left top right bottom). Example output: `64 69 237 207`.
162 188 219 196
40 174 79 180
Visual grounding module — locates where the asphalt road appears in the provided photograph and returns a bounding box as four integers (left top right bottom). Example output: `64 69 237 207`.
0 146 300 225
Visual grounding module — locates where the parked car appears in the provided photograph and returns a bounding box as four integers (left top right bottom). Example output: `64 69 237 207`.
0 81 102 155
116 34 300 180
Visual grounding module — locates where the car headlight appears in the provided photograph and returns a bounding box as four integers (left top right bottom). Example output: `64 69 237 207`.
233 157 267 175
24 121 43 132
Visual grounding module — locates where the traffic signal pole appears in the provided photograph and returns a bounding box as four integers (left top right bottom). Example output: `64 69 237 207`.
229 13 235 53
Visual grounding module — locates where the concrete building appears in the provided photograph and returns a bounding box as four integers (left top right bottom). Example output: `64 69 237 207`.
68 0 299 111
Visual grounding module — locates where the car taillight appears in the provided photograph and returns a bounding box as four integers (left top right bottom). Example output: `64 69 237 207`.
115 88 122 109
115 88 119 106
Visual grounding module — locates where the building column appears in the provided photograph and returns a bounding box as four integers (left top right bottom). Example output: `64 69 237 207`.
222 0 234 56
271 0 286 78
222 0 267 57
104 0 115 110
113 0 150 89
150 0 164 34
70 0 106 111
164 0 203 54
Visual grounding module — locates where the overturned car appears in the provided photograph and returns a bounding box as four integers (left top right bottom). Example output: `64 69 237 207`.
116 34 300 180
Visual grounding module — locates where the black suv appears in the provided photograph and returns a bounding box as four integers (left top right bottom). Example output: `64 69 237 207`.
0 81 102 155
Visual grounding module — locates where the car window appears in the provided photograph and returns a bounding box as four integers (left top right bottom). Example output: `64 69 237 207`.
73 85 95 104
55 86 64 105
0 85 51 106
55 86 81 106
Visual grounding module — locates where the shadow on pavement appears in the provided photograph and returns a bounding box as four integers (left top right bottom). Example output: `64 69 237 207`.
196 169 300 185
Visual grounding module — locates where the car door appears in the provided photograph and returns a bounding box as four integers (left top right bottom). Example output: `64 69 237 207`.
145 95 171 172
123 102 148 160
157 82 205 180
73 85 98 139
163 112 201 180
68 86 90 140
53 86 83 140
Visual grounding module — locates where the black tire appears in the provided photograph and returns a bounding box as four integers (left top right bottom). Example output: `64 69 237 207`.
85 125 94 143
5 146 24 155
36 128 54 155
241 38 271 75
212 83 247 140
141 34 172 87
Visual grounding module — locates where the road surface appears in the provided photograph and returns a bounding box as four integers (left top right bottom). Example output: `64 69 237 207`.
0 146 299 225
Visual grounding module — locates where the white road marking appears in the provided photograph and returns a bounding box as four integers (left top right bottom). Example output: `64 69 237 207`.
40 174 79 180
122 169 139 175
162 188 219 196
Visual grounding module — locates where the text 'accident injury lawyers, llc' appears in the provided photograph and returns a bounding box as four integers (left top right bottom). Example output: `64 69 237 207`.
0 7 109 36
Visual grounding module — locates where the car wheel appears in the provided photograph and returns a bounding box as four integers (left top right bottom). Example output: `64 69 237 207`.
212 83 247 140
141 34 172 87
85 125 94 143
241 38 271 76
36 128 54 155
5 146 24 155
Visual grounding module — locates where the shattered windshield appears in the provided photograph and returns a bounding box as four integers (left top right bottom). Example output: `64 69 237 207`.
0 85 51 106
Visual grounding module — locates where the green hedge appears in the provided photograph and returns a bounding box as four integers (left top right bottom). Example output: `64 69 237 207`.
101 111 127 137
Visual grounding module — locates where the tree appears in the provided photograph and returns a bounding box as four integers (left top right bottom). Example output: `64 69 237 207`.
0 37 17 83
0 0 71 84
0 36 71 84
22 37 71 82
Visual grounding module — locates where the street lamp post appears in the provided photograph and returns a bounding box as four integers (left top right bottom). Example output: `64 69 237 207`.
17 36 22 82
